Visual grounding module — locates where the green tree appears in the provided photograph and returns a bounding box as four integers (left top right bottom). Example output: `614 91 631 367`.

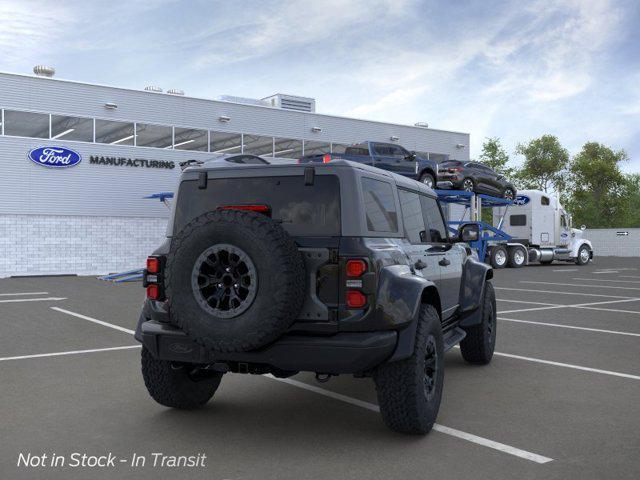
478 137 515 178
623 174 640 227
565 142 628 228
515 135 569 192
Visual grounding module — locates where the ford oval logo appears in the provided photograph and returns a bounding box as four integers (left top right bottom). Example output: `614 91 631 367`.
28 146 82 168
513 195 530 206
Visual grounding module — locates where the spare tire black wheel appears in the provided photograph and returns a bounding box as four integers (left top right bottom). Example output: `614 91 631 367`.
165 210 306 353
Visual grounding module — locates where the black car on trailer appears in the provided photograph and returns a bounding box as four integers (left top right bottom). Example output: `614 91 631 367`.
136 160 496 434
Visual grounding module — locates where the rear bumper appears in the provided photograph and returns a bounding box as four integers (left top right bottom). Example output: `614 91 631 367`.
136 317 397 375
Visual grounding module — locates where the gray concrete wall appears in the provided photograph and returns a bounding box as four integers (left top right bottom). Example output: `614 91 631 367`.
583 228 640 257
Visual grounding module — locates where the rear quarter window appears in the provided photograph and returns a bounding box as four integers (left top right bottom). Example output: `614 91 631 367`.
173 175 341 237
361 177 398 233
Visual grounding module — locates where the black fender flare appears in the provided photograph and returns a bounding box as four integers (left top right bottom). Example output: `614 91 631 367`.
458 256 493 327
378 265 441 363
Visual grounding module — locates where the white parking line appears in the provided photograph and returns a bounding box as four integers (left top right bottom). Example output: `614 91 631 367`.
572 278 640 284
499 317 640 337
553 269 578 272
267 375 553 464
495 287 638 299
620 275 640 279
51 307 135 335
0 345 141 362
593 270 619 274
520 281 640 291
0 292 49 296
497 299 559 307
493 351 640 381
0 297 67 304
499 297 640 314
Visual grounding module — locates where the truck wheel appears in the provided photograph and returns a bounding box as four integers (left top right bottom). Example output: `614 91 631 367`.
460 282 496 365
490 245 508 269
373 304 444 435
507 246 526 268
141 346 223 409
575 245 591 265
166 210 306 353
419 172 435 189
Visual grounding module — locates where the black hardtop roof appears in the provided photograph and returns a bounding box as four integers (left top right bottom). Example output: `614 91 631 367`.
184 159 435 195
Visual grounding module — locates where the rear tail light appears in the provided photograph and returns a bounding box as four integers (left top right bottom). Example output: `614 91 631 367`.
146 257 160 274
322 154 331 163
145 255 165 300
218 204 270 214
146 284 160 300
346 259 367 277
346 290 367 308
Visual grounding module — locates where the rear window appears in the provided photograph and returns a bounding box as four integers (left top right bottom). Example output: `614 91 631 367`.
361 177 398 232
173 175 341 236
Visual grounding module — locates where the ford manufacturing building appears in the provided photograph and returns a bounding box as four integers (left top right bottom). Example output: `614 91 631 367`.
0 69 470 278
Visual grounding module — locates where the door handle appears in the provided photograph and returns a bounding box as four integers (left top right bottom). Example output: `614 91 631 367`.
414 259 427 270
439 258 451 267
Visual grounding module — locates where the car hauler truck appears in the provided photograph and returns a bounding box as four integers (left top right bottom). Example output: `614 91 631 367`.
493 189 593 266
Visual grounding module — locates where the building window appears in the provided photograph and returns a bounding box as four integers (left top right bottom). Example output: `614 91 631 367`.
95 119 135 145
243 135 274 156
3 110 49 138
50 114 93 142
273 137 303 158
136 123 173 149
331 143 349 154
210 131 243 154
173 127 208 151
303 140 330 157
361 177 398 233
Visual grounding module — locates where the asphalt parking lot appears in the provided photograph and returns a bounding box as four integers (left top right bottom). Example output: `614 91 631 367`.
2 257 640 480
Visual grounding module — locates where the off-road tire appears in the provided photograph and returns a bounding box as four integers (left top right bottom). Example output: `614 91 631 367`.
490 245 508 269
166 210 305 353
507 246 526 268
373 304 444 435
460 282 496 365
141 346 222 409
419 172 436 189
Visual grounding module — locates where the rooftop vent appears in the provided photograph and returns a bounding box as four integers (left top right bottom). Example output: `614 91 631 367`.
414 122 429 128
167 88 185 96
144 85 163 93
262 94 316 113
33 65 55 77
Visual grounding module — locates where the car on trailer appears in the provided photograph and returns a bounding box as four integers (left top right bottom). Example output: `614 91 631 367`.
136 159 496 434
437 160 517 200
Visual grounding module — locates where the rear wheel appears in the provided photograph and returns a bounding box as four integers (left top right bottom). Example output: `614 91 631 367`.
576 245 591 265
141 346 223 409
373 304 444 435
462 178 475 192
419 172 435 189
489 245 508 269
507 246 526 268
460 282 496 364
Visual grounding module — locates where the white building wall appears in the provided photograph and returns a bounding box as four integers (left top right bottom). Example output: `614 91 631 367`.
0 214 167 278
583 228 640 257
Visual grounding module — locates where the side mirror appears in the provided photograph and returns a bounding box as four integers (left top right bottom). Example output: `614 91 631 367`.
405 152 416 161
458 223 480 242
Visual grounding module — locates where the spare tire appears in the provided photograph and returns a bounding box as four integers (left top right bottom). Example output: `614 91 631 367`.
165 209 305 353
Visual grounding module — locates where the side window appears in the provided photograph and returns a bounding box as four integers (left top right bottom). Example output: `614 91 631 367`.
541 196 550 206
510 214 527 226
361 178 398 233
420 195 448 243
560 215 567 228
372 143 391 156
399 190 426 244
388 145 406 158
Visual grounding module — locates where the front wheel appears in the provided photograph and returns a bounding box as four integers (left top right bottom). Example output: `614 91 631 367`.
460 282 496 364
419 172 435 189
575 245 591 265
462 178 475 192
141 347 223 409
373 304 444 434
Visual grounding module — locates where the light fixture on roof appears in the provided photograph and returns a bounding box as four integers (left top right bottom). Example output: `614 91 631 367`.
414 122 429 128
390 135 399 141
456 143 466 149
104 102 118 110
311 126 322 133
167 88 185 96
51 128 74 140
218 115 231 123
144 85 163 93
33 65 55 77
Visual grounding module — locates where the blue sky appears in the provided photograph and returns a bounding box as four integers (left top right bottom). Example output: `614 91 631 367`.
1 0 639 171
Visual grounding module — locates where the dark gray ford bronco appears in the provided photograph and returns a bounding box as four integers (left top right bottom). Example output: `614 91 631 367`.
136 160 496 434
